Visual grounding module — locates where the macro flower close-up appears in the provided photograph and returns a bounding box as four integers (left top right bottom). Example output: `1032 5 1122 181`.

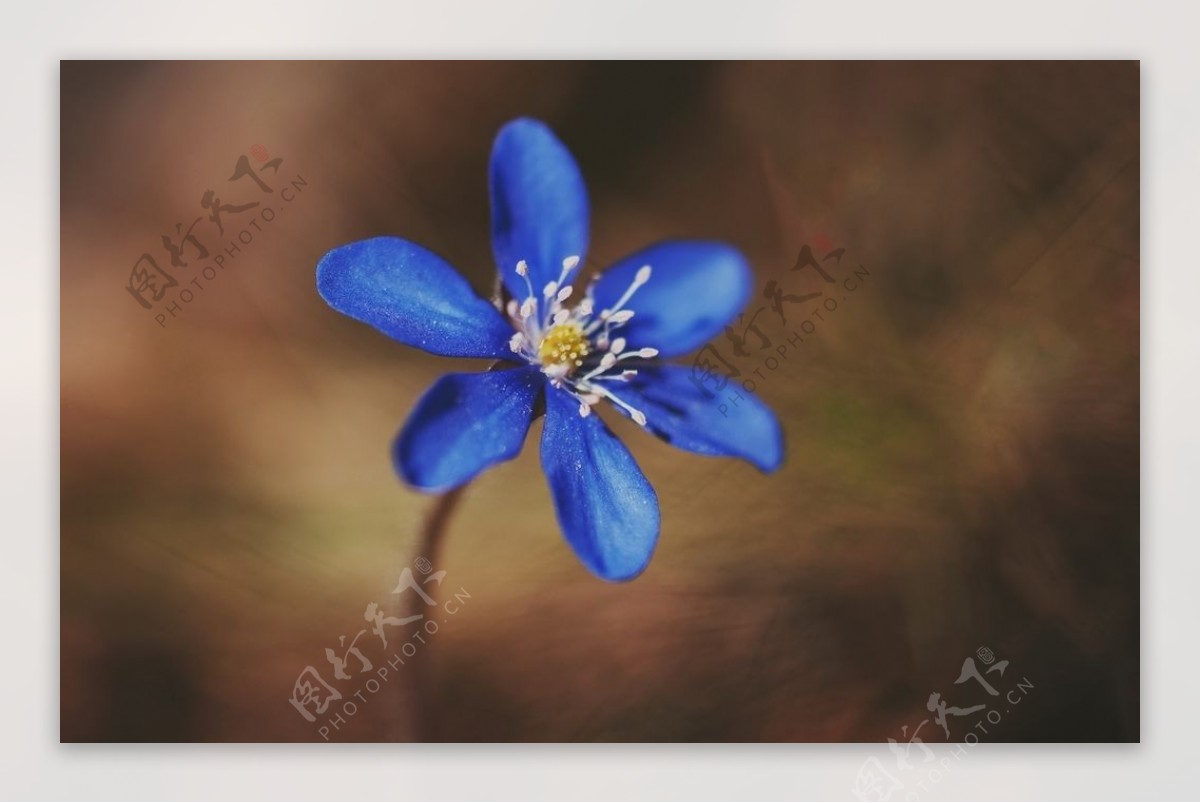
60 59 1143 752
316 117 783 581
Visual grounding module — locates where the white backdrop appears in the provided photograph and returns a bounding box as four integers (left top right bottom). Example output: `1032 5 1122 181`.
4 0 1194 799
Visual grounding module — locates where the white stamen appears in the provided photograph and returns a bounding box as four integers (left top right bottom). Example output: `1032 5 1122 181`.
591 368 637 383
589 384 648 426
584 264 652 336
506 253 659 422
514 261 538 331
579 354 617 382
547 256 579 297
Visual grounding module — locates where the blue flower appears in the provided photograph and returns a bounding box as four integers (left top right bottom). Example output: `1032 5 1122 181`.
317 118 783 581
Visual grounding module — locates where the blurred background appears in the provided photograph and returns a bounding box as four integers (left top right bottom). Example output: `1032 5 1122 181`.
60 61 1139 742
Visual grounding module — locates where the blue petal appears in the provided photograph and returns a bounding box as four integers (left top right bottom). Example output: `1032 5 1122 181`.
317 236 515 359
395 367 544 492
614 365 784 473
591 240 752 358
540 386 659 581
490 118 589 303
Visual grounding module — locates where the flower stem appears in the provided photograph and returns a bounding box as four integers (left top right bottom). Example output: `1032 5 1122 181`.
394 484 467 741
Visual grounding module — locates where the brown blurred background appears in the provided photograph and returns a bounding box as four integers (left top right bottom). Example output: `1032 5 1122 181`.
60 61 1139 742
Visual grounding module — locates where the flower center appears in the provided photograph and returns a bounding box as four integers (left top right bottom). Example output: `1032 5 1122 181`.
502 256 658 426
537 322 589 374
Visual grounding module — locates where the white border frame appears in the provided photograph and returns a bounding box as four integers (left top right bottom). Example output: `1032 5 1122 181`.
7 0 1196 799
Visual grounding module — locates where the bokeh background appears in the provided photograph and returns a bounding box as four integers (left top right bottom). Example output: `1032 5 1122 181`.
60 61 1139 742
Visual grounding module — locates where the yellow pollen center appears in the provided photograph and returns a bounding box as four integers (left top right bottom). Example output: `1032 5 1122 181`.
538 322 590 372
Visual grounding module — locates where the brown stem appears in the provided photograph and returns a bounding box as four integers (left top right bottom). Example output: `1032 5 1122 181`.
392 485 467 742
